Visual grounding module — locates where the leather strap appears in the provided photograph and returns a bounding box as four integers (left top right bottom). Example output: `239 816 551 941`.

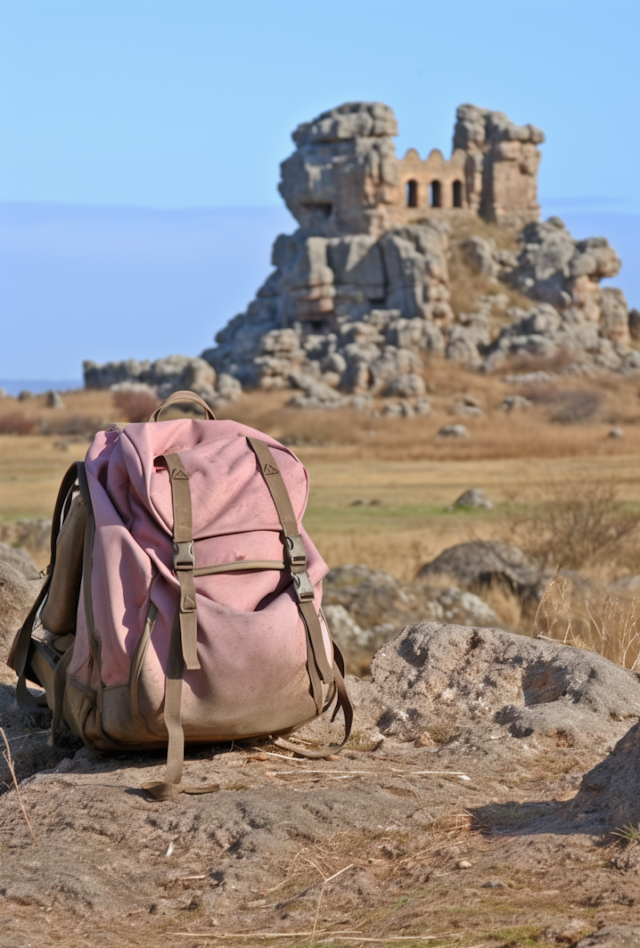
143 606 219 801
247 437 353 757
150 390 216 422
143 451 221 800
162 452 200 672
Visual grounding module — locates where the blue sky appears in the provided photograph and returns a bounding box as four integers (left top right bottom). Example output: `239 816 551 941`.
1 0 639 382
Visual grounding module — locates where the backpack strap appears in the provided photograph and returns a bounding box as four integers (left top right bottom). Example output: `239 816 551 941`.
246 437 353 758
143 452 219 800
9 461 85 712
149 391 216 422
161 453 200 672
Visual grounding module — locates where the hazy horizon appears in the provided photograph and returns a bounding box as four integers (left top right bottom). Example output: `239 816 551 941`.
1 0 638 380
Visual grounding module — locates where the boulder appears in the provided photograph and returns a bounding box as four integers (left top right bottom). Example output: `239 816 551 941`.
501 394 531 411
384 373 426 398
571 718 640 831
418 540 538 592
364 622 640 744
450 488 493 510
462 236 498 279
0 547 42 665
45 390 65 409
323 564 500 674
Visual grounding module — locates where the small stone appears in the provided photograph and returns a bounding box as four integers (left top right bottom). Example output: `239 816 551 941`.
456 860 472 869
501 395 531 412
46 390 65 410
450 488 493 511
609 427 624 438
482 880 506 889
415 731 436 747
437 424 469 439
454 405 483 417
462 394 482 408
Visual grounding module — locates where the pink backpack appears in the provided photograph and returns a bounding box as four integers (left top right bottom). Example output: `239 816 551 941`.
10 392 352 799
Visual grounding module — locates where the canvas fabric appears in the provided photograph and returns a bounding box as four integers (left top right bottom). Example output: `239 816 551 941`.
9 392 351 799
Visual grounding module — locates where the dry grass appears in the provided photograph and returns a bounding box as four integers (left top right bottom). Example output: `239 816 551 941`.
533 573 640 672
501 480 640 575
4 377 640 670
0 411 38 435
112 389 161 423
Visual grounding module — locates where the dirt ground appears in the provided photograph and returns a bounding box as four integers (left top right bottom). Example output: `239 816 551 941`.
2 624 640 948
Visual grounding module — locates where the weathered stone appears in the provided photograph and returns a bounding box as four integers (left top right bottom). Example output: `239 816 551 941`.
452 104 544 226
384 373 426 398
462 236 498 279
570 719 640 831
82 101 633 401
0 550 42 665
450 488 493 510
501 394 532 411
367 622 640 745
45 390 65 409
418 540 538 592
437 424 469 438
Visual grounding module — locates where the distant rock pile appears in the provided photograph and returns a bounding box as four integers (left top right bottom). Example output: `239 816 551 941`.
83 354 242 410
83 101 639 405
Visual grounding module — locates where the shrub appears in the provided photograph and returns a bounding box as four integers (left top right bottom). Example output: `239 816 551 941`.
0 411 37 435
112 389 161 423
520 383 603 424
504 480 640 574
549 389 603 424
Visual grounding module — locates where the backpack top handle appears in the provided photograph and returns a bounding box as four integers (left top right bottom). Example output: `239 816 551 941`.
149 390 216 422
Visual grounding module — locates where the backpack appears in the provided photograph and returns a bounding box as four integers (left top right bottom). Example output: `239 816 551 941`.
9 391 352 800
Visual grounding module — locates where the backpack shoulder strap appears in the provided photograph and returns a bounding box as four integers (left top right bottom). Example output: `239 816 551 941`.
9 461 86 711
247 437 353 759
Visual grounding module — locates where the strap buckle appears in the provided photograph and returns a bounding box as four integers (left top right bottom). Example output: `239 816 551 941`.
292 570 315 602
285 533 307 570
173 540 195 572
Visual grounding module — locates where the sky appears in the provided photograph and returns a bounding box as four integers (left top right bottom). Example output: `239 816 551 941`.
1 0 639 384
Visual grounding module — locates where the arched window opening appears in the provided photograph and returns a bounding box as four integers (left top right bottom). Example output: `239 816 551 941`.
430 180 442 208
406 179 418 208
452 180 463 208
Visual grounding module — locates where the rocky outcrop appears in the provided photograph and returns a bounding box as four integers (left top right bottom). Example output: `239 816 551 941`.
362 622 640 746
453 104 544 226
571 719 640 831
83 102 638 406
323 564 500 674
197 103 635 397
418 540 541 594
83 355 242 409
0 543 42 665
279 101 404 238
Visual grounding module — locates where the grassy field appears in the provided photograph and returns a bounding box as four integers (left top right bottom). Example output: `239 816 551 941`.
2 370 640 668
3 374 640 577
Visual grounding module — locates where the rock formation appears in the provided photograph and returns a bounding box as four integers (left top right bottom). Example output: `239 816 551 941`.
84 101 637 404
83 354 242 410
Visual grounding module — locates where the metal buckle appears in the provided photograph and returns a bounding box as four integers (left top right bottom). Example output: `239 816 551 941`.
285 533 307 570
173 540 194 571
292 570 315 602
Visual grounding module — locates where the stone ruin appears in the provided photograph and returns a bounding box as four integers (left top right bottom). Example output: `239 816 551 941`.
84 101 640 408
